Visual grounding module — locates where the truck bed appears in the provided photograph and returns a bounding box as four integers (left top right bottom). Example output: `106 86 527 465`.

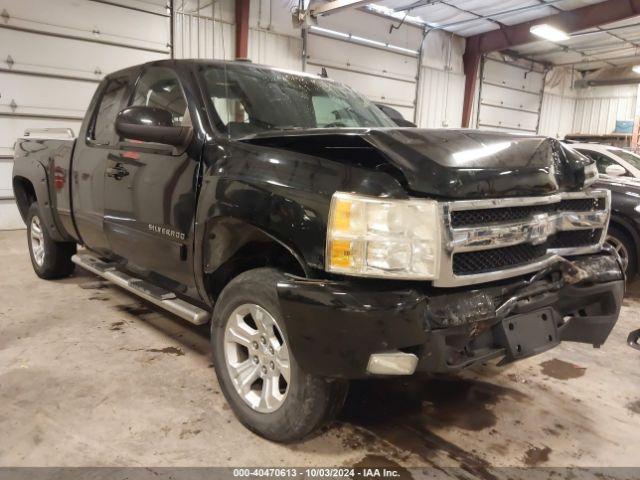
12 128 77 243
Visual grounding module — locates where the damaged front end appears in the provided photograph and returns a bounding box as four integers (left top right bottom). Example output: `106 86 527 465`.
422 250 625 372
277 251 624 378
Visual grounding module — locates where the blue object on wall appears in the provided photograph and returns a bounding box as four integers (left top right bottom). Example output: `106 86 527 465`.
615 120 634 134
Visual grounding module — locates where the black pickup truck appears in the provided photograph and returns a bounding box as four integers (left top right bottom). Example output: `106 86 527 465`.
12 59 624 442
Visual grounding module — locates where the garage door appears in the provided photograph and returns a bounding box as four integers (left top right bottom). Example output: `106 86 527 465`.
0 0 170 230
305 10 421 122
476 57 546 135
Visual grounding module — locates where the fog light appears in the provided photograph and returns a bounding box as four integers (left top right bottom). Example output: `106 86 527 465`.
366 351 418 375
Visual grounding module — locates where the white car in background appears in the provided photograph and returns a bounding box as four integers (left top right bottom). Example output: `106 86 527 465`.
570 143 640 178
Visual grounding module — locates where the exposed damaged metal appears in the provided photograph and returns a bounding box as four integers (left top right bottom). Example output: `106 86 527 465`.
426 252 624 329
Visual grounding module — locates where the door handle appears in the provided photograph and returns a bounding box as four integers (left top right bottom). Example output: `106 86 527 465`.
106 163 129 180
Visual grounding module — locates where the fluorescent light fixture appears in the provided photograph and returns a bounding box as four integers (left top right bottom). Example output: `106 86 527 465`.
530 24 570 42
632 65 640 74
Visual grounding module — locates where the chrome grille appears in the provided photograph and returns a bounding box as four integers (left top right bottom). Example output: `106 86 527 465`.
549 229 603 249
453 243 548 276
434 190 610 288
450 197 606 228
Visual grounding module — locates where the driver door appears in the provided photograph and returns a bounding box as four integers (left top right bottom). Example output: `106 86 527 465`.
103 66 201 296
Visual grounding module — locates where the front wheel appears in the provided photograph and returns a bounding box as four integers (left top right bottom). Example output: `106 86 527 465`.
211 268 347 442
606 227 637 279
26 203 76 279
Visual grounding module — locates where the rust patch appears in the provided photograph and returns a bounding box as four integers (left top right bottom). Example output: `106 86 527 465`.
179 428 202 439
351 455 413 480
523 446 552 466
146 346 185 356
117 304 154 317
540 359 586 380
542 427 560 437
109 321 125 331
88 295 110 301
79 281 110 290
627 400 640 414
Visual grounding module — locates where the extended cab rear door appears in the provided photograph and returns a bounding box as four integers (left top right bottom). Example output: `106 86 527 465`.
103 65 202 298
72 74 133 255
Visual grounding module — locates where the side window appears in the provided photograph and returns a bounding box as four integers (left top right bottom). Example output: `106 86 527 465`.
92 77 129 144
130 67 187 127
212 97 249 126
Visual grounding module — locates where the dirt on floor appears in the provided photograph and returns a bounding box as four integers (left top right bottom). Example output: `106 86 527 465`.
0 229 639 473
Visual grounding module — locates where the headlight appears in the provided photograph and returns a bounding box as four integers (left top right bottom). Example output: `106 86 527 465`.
325 192 441 279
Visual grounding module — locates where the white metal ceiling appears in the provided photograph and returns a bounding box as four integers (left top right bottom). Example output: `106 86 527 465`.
365 0 640 70
514 16 640 70
371 0 605 36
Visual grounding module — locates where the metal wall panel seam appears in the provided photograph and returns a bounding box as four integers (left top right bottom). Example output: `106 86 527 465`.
0 24 170 55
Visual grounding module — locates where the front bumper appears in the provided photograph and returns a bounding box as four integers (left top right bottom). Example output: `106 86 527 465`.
277 252 624 379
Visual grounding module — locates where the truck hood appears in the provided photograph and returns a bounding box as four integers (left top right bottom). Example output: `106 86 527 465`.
242 128 592 199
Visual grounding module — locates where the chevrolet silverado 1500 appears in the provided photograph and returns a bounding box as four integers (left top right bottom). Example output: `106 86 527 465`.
12 60 624 442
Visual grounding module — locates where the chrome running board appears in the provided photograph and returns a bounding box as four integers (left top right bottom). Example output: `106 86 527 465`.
72 253 209 325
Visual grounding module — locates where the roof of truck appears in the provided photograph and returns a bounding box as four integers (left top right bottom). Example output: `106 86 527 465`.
105 59 329 83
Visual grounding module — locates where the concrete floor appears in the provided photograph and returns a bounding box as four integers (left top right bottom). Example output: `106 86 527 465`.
1 229 639 472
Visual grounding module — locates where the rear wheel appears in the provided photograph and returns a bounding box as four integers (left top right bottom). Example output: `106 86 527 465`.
606 226 637 279
211 267 347 442
26 203 76 279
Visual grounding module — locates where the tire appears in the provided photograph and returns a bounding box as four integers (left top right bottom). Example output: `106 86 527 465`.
211 267 348 443
26 202 76 279
606 226 637 279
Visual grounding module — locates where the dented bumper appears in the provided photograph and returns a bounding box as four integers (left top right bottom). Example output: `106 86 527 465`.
277 252 624 379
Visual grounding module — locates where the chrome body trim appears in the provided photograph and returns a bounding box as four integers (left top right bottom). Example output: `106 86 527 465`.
433 189 610 288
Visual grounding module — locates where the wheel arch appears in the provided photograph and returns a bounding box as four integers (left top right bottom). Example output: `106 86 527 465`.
12 176 37 222
201 216 309 302
608 214 640 262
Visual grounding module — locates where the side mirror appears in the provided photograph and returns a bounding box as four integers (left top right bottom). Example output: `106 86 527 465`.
115 106 191 146
605 164 627 177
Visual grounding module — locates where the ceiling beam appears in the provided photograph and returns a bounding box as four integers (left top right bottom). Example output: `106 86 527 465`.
470 0 640 54
462 0 640 127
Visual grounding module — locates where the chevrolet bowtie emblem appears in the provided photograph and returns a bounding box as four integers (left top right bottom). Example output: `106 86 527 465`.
530 213 554 245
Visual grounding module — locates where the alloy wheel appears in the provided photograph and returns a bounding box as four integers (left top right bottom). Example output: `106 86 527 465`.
606 234 629 273
223 303 290 413
30 215 45 267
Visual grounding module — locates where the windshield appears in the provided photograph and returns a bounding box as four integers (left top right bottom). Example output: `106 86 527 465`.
200 64 395 138
613 149 640 170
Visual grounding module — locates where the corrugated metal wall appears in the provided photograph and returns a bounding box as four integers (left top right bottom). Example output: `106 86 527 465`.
248 29 302 71
173 0 302 70
0 0 170 230
416 67 465 128
537 67 576 139
174 10 235 60
538 94 576 139
572 85 637 135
